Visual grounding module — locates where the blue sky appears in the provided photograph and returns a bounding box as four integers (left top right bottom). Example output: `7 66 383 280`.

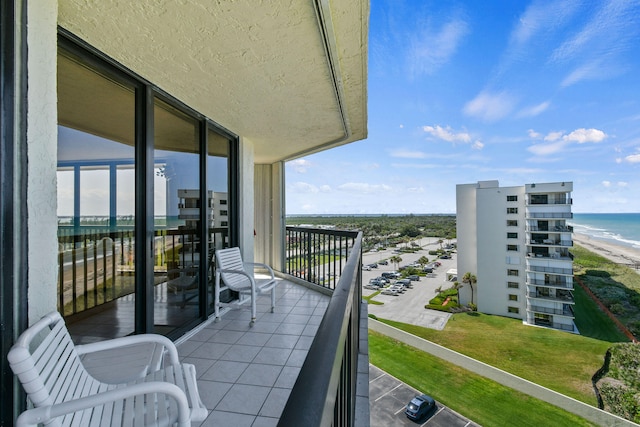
285 0 640 214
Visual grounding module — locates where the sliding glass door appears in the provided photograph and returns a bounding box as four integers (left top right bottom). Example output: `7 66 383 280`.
57 37 237 341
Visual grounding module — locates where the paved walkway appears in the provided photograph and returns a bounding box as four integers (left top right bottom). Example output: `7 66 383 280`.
369 319 638 427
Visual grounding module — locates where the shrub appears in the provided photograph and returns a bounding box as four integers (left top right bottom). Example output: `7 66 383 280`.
467 302 477 311
609 303 626 315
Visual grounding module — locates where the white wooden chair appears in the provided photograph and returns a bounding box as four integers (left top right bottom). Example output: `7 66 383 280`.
214 247 278 326
8 311 208 427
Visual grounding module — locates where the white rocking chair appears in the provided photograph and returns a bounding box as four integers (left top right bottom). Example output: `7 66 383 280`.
214 247 278 325
8 311 208 427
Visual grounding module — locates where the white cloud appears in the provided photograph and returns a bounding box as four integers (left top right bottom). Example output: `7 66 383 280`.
471 140 484 150
289 182 319 193
624 153 640 163
618 181 629 187
528 140 568 156
528 129 541 139
602 180 611 187
320 185 332 192
422 125 471 143
288 158 312 173
337 183 392 194
528 127 608 157
563 128 607 143
463 91 516 122
517 101 551 118
408 17 469 77
544 131 564 142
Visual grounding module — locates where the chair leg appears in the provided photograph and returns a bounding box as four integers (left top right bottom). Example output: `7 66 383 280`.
250 286 257 327
214 272 221 322
271 288 276 313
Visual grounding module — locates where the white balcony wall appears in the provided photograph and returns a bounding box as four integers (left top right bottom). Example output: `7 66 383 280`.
27 1 59 323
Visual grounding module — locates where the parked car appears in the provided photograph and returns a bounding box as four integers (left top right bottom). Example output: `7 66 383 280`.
423 267 434 273
369 279 386 287
405 394 436 421
408 275 420 281
439 255 451 259
363 265 371 271
381 271 401 279
381 288 399 296
378 260 389 265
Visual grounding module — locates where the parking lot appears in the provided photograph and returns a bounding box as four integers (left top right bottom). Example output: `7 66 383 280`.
369 365 479 427
364 239 480 426
362 238 456 330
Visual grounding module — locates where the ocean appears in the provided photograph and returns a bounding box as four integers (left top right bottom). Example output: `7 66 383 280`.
570 213 640 249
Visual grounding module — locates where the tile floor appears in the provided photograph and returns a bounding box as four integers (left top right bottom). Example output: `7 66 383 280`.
177 280 330 427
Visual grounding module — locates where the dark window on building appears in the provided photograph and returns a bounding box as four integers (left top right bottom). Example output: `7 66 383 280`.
507 232 518 238
507 220 518 226
507 269 519 276
507 195 518 201
507 207 518 214
508 306 520 314
508 294 518 301
507 282 519 289
507 244 518 251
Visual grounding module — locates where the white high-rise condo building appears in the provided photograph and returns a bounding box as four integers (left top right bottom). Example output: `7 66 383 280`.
456 181 576 333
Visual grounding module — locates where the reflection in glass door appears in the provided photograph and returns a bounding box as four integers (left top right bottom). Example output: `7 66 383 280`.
57 50 136 342
153 99 201 335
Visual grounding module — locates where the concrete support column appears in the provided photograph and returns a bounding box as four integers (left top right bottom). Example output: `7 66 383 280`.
254 162 285 271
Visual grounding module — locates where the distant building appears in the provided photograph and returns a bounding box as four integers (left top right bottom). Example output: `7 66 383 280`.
456 180 576 333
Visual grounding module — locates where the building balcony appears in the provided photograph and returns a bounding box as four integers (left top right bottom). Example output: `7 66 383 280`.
526 265 574 276
532 319 575 332
525 212 573 219
526 225 573 232
526 291 574 303
58 227 367 426
526 278 573 289
526 251 574 261
528 304 574 318
526 239 573 247
526 196 572 205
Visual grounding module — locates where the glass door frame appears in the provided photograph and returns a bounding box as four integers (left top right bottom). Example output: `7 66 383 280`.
58 30 239 339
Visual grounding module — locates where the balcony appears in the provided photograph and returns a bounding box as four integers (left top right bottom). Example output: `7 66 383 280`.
526 251 574 261
526 278 573 289
533 319 575 332
526 291 574 303
525 212 573 219
528 304 574 318
526 239 573 247
526 225 573 232
526 265 573 276
58 226 367 426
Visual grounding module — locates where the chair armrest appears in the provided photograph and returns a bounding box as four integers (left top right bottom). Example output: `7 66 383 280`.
76 334 180 366
15 381 191 427
218 268 253 280
245 262 275 279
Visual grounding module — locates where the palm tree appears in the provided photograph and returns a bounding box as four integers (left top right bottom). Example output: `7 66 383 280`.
434 285 442 295
417 256 429 266
437 239 444 250
452 281 462 305
389 255 402 270
461 272 477 305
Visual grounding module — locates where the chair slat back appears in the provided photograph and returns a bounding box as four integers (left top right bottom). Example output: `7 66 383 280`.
8 311 99 426
216 247 252 291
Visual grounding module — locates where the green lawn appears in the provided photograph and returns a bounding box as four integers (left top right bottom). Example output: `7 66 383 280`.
375 313 620 405
573 283 629 342
369 331 596 427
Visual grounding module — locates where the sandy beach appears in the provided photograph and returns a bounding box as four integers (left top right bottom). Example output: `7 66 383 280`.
572 232 640 268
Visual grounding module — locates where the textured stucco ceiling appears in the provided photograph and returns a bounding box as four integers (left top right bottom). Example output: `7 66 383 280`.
58 0 368 164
